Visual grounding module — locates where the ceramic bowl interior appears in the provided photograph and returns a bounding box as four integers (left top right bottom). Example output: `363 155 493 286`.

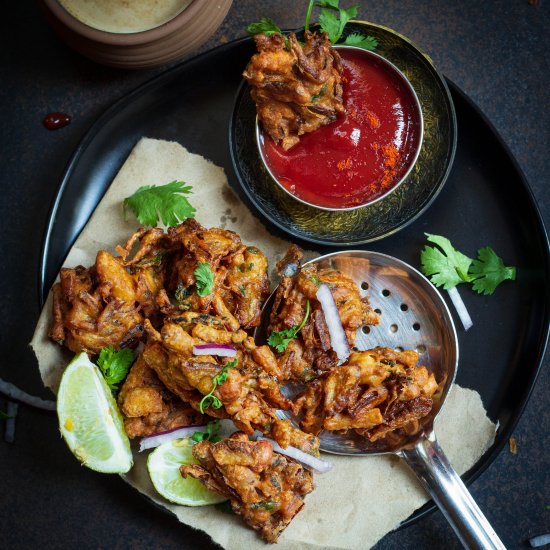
256 46 424 212
39 0 233 69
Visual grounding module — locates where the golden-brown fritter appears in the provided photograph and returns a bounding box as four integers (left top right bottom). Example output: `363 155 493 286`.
180 432 314 543
243 31 344 150
140 318 319 455
294 347 439 442
49 257 143 354
268 246 379 382
118 353 204 438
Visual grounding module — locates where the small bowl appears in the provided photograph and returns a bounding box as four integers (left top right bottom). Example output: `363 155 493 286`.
256 45 424 212
39 0 233 69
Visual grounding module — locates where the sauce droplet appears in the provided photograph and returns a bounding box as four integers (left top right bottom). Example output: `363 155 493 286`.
43 112 71 130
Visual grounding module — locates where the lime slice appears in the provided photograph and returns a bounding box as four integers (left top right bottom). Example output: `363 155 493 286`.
147 438 227 506
57 352 133 474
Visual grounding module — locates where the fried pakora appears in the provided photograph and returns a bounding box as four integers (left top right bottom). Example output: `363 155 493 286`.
49 253 144 354
243 31 344 150
295 347 439 442
118 353 205 438
268 245 379 382
180 432 314 543
141 317 319 455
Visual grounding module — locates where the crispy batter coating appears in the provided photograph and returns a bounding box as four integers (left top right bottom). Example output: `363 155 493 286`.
180 432 314 543
243 31 344 150
141 318 319 455
49 220 270 351
48 255 144 354
294 347 439 442
268 246 379 382
118 354 204 438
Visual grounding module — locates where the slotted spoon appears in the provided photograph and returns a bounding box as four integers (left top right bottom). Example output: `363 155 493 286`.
258 250 505 549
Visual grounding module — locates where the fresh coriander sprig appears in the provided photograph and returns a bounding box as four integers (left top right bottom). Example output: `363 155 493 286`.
316 0 358 44
268 300 311 352
248 1 378 51
194 262 215 297
247 17 283 37
191 420 222 443
96 347 135 392
420 233 516 295
199 359 238 414
123 180 196 227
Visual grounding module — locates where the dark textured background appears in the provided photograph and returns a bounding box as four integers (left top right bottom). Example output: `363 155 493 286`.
1 1 548 549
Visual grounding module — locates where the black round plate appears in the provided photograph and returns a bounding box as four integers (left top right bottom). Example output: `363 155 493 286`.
39 34 549 538
230 21 457 245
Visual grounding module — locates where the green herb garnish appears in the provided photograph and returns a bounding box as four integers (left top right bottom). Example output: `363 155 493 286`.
250 501 277 511
194 262 215 297
248 1 377 51
469 247 517 296
247 17 283 37
420 233 516 295
268 300 311 352
96 347 135 392
341 32 378 50
123 180 195 227
199 359 237 414
191 420 221 443
316 0 357 44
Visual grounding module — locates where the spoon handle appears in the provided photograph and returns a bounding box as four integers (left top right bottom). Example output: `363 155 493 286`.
400 433 505 550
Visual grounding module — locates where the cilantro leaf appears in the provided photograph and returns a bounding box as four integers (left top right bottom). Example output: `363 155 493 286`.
318 9 341 43
342 32 378 51
247 17 283 37
316 0 340 9
317 1 358 43
96 347 135 391
123 180 196 227
194 262 214 297
420 233 473 289
268 301 310 352
469 247 516 295
420 234 516 295
199 360 238 413
191 420 221 443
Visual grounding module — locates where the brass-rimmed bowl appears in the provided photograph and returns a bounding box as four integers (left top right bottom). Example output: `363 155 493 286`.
229 21 457 246
256 46 424 212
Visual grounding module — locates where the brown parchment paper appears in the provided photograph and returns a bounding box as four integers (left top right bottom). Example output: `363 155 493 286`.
31 138 496 550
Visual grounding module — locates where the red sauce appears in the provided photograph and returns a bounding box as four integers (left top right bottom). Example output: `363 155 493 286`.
261 49 422 209
43 112 72 130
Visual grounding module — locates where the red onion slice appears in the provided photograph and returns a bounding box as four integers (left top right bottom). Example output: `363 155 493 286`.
447 287 473 331
139 425 206 452
316 284 350 364
192 344 237 357
257 436 333 474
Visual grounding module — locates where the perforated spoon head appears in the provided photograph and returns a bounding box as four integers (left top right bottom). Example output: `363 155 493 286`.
256 251 459 456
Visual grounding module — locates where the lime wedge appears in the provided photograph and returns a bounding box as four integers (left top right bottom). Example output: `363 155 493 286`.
147 438 227 506
57 352 133 474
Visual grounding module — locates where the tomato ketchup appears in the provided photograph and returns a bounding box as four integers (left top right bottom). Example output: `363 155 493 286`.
260 48 422 209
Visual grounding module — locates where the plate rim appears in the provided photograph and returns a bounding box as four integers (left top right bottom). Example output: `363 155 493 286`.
36 31 550 532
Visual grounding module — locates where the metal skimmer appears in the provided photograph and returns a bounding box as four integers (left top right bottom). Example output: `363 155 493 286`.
258 251 504 549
